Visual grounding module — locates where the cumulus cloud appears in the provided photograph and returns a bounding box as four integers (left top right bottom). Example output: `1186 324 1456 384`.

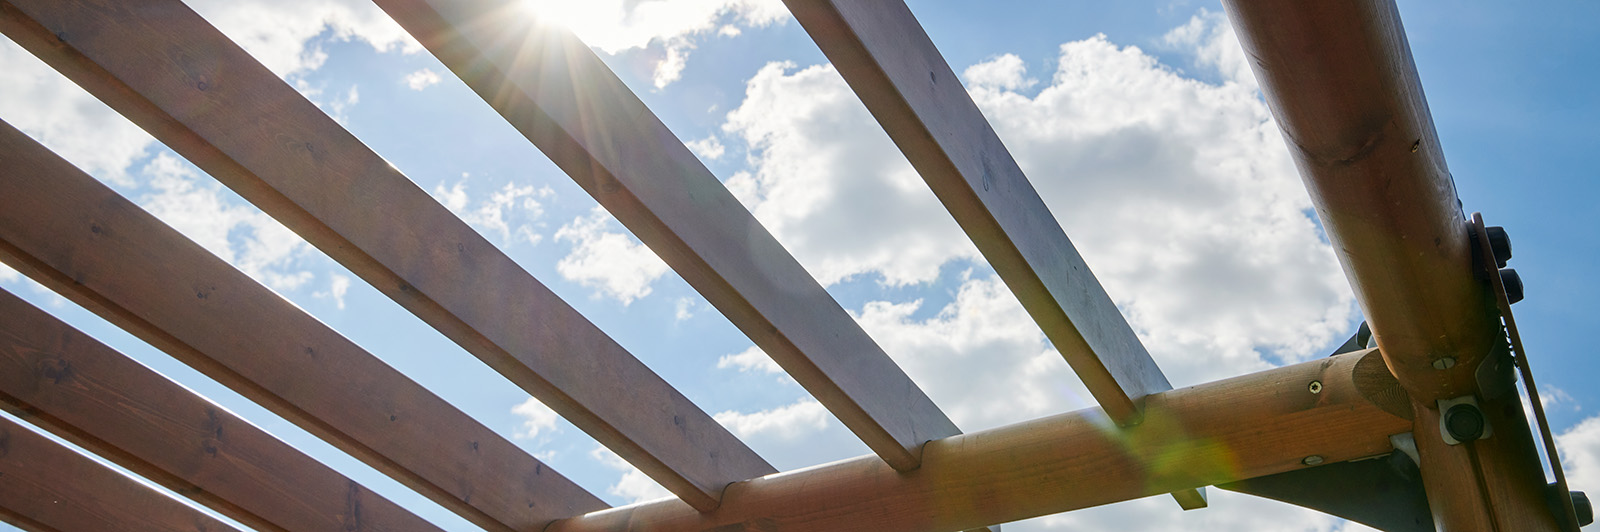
432 174 554 247
512 396 562 440
0 261 18 283
1162 9 1257 89
1559 415 1600 495
590 446 673 503
686 135 726 160
716 346 784 375
185 0 420 77
403 68 443 90
520 0 788 88
554 206 670 305
708 12 1365 531
0 40 155 186
138 154 315 291
714 399 829 440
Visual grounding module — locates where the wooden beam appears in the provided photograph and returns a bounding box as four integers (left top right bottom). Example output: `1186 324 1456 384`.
0 415 243 532
776 1 1169 427
373 0 961 472
0 0 774 511
544 348 1413 532
0 119 604 531
0 288 443 532
1219 0 1563 529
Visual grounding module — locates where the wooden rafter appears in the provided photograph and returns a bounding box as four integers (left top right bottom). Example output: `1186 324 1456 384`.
0 118 604 531
0 288 442 532
1222 0 1564 529
374 0 963 472
0 416 243 532
779 0 1174 429
0 0 774 511
545 349 1412 532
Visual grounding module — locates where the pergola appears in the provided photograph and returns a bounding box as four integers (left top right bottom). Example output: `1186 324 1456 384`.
0 0 1588 531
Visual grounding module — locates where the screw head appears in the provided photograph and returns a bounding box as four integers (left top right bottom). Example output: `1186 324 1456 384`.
1308 380 1323 394
1302 455 1325 466
1444 403 1487 442
1432 357 1457 370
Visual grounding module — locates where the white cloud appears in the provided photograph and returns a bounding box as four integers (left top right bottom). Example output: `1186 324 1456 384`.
1559 415 1600 496
554 206 670 305
520 0 788 88
674 297 697 321
1162 9 1257 88
686 135 726 160
713 399 829 440
185 0 421 78
137 153 314 291
0 261 18 283
0 40 155 186
404 68 443 91
722 61 979 286
313 273 352 310
432 175 553 247
590 446 673 503
716 345 783 375
708 13 1369 531
963 53 1038 91
512 397 561 440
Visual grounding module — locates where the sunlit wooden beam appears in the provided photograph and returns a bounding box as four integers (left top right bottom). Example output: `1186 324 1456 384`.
0 0 774 511
0 118 604 531
0 288 443 532
373 0 963 473
776 0 1170 425
1221 0 1561 529
544 349 1412 532
0 415 244 532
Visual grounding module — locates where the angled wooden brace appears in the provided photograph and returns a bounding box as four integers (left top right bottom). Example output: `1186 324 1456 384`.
0 0 774 511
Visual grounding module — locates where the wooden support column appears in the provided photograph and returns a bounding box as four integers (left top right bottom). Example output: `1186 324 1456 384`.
1220 0 1562 529
0 0 774 511
544 349 1414 532
0 288 443 532
0 416 243 532
0 118 604 531
373 0 961 472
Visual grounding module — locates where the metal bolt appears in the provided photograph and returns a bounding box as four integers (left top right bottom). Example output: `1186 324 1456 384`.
1302 455 1325 466
1432 357 1457 370
1411 139 1421 153
1308 380 1323 394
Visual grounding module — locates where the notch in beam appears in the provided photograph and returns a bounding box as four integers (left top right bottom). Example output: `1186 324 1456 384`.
0 288 443 532
0 118 604 532
0 415 244 532
374 0 961 472
0 0 774 511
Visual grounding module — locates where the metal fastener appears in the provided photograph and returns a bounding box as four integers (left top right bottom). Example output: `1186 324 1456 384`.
1302 455 1325 466
1432 357 1457 370
1308 380 1323 394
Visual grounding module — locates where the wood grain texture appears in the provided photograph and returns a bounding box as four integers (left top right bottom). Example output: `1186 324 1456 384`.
1221 1 1562 529
0 118 603 531
1219 0 1493 405
778 0 1171 427
0 288 442 532
0 416 242 532
373 0 960 473
0 0 773 511
546 349 1414 532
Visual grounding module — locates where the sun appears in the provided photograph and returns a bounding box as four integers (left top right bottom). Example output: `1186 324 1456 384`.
517 0 628 50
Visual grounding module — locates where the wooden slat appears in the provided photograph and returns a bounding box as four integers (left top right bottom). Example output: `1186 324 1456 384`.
0 0 774 511
1220 1 1563 529
0 415 243 532
373 0 961 472
0 119 603 531
776 1 1170 426
544 348 1413 532
0 288 443 532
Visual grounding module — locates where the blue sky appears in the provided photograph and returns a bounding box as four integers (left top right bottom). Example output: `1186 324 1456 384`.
1 0 1596 530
